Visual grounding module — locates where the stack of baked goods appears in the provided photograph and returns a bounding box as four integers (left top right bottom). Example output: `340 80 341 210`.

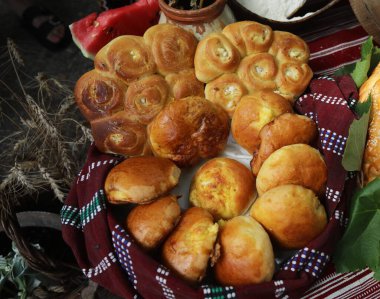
75 20 329 286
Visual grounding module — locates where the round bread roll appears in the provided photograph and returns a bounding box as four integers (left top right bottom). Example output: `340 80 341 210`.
94 35 156 84
214 216 275 285
256 144 327 195
104 156 180 204
231 91 293 153
90 111 150 156
222 21 273 57
194 32 241 83
251 113 317 176
74 69 126 121
126 195 181 250
162 207 218 283
147 96 230 167
124 74 169 125
143 23 198 76
189 158 256 220
205 73 248 118
250 184 327 249
165 69 205 100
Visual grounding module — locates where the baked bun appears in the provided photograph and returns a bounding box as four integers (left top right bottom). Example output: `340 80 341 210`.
162 207 218 283
222 21 273 57
251 113 318 176
189 158 255 220
94 35 156 84
214 216 275 285
126 195 181 250
143 23 198 76
256 144 327 195
104 156 180 204
194 33 241 83
205 73 248 117
147 96 230 167
250 184 327 249
231 91 293 153
74 69 126 121
91 111 150 156
165 69 205 100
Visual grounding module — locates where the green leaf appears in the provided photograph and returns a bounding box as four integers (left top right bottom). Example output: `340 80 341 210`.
351 37 374 87
369 46 380 74
355 95 372 117
334 178 380 278
334 62 356 77
342 104 371 171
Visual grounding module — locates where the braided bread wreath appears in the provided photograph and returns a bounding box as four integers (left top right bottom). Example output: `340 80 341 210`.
73 22 337 297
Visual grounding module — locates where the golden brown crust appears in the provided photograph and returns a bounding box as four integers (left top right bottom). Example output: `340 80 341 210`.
94 35 156 84
126 195 181 250
205 73 248 118
165 69 205 100
162 207 218 283
222 21 273 57
189 158 256 220
214 216 274 285
194 33 241 83
74 70 126 121
104 156 181 204
143 23 198 76
250 184 327 249
251 113 318 176
125 75 169 125
231 92 293 153
147 96 230 167
256 144 327 195
90 111 150 156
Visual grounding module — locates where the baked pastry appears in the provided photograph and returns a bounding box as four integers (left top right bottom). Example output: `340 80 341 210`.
126 195 181 250
205 73 248 117
251 113 318 176
359 63 380 185
124 74 169 125
74 69 126 121
165 69 205 100
231 91 293 153
194 32 241 83
104 156 180 204
143 23 198 76
147 96 230 167
162 207 218 283
94 35 156 84
91 111 150 156
250 184 327 249
214 216 275 285
222 21 273 57
189 157 256 220
256 144 327 195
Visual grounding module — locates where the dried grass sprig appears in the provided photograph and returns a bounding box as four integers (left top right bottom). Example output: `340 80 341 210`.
38 164 65 202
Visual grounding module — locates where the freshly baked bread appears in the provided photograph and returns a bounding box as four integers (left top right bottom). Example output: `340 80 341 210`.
90 111 151 156
162 207 218 283
250 184 327 249
231 91 293 153
194 33 241 83
124 75 169 125
251 113 318 176
126 195 181 250
165 69 205 100
359 63 380 185
147 96 230 167
104 156 180 204
256 144 327 195
94 35 156 84
204 73 247 117
189 158 256 220
143 23 198 76
214 216 275 285
74 69 126 121
222 21 273 57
